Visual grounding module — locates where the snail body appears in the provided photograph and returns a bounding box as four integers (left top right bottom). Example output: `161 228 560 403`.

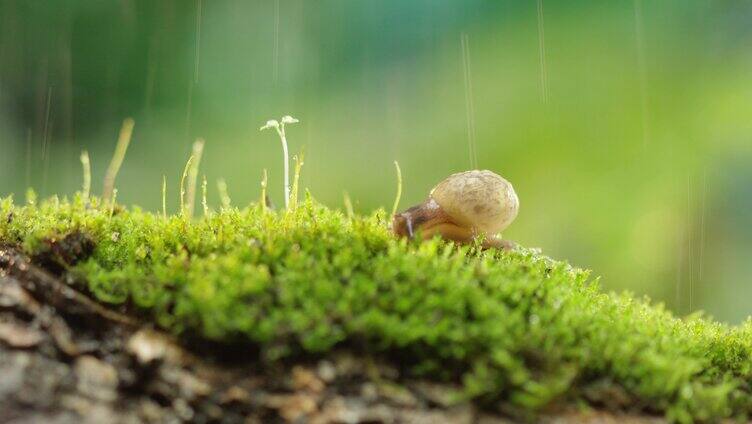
392 170 518 249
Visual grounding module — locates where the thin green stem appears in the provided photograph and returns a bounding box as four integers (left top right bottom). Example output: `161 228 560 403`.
260 169 268 212
289 154 304 210
391 161 403 219
217 179 231 209
162 175 167 219
202 174 209 217
180 156 195 219
186 139 205 218
80 150 91 205
276 126 290 209
343 191 354 220
103 118 135 205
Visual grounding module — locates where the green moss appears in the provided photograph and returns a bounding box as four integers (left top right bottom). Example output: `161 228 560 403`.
2 193 752 422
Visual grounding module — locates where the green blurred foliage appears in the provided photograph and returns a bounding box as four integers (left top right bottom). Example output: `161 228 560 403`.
1 0 751 321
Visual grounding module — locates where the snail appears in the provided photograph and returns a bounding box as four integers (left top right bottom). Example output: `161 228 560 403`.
392 170 519 249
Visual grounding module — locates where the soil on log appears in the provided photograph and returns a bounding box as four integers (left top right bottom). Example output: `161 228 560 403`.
0 246 663 423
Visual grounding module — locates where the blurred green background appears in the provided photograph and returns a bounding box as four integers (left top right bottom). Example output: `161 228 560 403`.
1 1 751 322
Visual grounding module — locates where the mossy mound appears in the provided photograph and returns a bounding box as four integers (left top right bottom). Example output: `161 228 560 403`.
2 193 752 422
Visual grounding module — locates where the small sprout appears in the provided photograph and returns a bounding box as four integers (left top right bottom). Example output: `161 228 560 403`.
202 174 209 217
217 179 231 209
103 118 135 205
281 115 298 125
288 153 304 211
179 156 195 219
343 191 354 220
260 115 299 209
185 139 205 219
392 170 519 250
109 188 118 219
162 175 167 219
80 150 91 206
390 161 402 221
260 119 279 131
260 169 268 212
25 189 36 206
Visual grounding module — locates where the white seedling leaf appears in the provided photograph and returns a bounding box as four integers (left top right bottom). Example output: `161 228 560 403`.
260 119 279 131
280 115 299 125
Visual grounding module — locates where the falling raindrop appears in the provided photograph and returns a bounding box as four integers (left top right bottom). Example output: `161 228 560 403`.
186 78 194 140
273 0 280 84
687 174 693 311
25 129 31 190
194 0 202 84
633 0 650 148
460 32 478 170
41 86 52 160
536 0 549 104
41 86 53 196
698 169 708 283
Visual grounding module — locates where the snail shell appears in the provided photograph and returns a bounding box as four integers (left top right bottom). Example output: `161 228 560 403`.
392 170 519 249
430 170 519 235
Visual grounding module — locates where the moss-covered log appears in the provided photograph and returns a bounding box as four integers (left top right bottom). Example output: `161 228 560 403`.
2 194 752 422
